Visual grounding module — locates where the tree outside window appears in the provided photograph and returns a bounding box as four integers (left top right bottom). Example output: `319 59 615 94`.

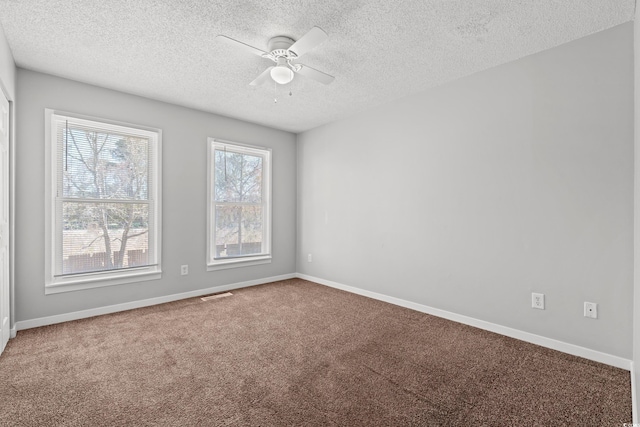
208 139 271 269
46 111 161 292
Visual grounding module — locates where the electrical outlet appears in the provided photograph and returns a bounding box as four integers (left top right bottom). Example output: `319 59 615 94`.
531 293 545 310
584 302 598 319
307 254 312 262
181 265 188 276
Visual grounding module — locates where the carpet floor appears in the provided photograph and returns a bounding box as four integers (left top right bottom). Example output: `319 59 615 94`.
0 279 632 426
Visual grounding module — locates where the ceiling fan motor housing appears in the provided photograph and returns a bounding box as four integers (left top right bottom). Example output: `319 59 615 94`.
267 36 297 58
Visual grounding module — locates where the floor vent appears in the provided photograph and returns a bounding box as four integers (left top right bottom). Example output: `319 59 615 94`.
200 292 233 302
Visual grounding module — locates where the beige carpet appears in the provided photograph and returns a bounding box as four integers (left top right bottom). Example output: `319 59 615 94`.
0 279 632 426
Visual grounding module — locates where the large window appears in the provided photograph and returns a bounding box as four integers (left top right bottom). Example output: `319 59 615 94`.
207 138 271 270
45 110 161 293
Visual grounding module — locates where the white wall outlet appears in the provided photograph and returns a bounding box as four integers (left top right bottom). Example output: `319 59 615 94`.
307 254 312 263
181 265 188 276
531 293 545 310
584 302 598 319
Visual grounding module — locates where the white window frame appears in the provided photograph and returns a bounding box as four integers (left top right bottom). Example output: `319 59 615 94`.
44 109 162 294
207 138 272 271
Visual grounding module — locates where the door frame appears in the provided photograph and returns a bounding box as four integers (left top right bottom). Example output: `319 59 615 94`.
0 81 14 344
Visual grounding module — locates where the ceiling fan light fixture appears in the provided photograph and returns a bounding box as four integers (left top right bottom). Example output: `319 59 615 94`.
270 64 294 85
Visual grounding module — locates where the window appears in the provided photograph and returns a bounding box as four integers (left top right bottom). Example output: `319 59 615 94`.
207 138 271 270
45 110 161 293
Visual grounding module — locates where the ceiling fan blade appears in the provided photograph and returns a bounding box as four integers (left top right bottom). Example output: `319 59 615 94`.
216 35 267 57
249 66 274 86
295 64 335 85
288 27 328 58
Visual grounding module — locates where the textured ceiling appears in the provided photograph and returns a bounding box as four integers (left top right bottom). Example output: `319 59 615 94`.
0 0 634 133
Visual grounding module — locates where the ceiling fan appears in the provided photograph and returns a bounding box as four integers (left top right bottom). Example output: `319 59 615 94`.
216 27 335 86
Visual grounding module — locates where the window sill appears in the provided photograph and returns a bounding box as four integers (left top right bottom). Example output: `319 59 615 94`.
45 268 162 295
207 255 272 271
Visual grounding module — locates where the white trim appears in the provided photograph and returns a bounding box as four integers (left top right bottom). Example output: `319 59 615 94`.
297 273 632 371
206 137 272 269
206 256 271 271
43 109 163 293
9 96 14 338
9 325 15 338
0 82 14 352
15 273 296 331
14 271 633 372
45 269 161 294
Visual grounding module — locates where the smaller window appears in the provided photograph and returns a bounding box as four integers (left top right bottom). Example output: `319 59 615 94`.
207 138 271 270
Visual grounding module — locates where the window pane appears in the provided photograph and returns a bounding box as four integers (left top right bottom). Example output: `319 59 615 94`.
62 202 149 274
214 204 263 258
62 128 148 200
214 150 262 203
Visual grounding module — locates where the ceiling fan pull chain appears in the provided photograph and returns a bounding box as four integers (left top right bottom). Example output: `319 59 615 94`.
274 80 278 103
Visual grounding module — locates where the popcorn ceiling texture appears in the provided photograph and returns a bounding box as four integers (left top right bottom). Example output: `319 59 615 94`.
0 0 633 132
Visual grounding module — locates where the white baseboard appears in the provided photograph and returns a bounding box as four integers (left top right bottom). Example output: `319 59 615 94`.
297 273 632 371
12 271 633 373
9 325 16 338
15 273 296 332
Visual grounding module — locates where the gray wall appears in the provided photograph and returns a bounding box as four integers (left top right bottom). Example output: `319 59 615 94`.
297 23 633 358
15 69 297 322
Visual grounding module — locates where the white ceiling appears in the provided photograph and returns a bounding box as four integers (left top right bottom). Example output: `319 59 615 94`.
0 0 634 133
